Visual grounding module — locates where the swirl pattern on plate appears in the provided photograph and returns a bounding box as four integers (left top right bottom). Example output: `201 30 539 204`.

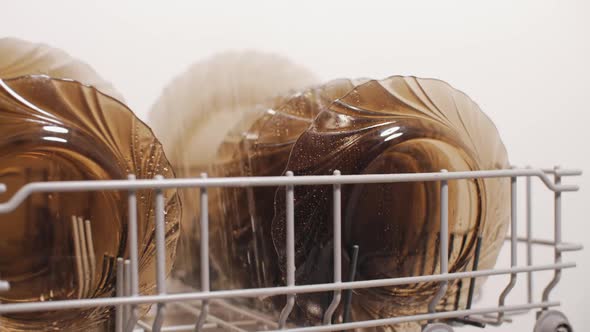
270 76 509 328
149 62 509 331
0 75 180 331
205 76 509 331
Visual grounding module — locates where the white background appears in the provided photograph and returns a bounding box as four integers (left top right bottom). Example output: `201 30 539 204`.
1 0 588 330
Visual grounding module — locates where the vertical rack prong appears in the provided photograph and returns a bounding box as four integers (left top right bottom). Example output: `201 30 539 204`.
323 170 342 325
448 234 455 260
453 279 462 311
526 166 533 304
115 258 124 332
342 245 359 323
466 236 483 310
71 216 84 299
498 175 518 323
542 166 563 306
428 169 449 314
195 173 210 332
278 171 296 329
126 174 139 331
127 174 139 296
123 259 136 332
152 175 166 332
84 219 97 293
445 234 455 309
77 217 90 298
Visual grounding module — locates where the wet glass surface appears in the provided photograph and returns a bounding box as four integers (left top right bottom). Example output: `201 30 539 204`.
0 75 180 331
156 75 509 331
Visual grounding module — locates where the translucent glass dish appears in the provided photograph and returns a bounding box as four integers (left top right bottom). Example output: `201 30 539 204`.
148 51 318 287
0 75 180 331
266 77 510 328
151 63 509 330
0 37 122 101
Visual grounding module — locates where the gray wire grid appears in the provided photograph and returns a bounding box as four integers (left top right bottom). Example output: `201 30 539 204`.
0 166 584 331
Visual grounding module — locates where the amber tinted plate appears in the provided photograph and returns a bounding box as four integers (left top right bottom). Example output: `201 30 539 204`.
207 78 368 290
0 37 122 102
148 51 318 289
151 67 508 332
0 75 180 331
269 76 509 328
205 76 509 330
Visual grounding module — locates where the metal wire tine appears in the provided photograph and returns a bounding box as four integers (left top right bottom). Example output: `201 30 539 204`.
458 233 469 259
124 310 138 332
466 236 483 310
542 166 563 308
525 166 533 304
541 167 583 176
448 234 455 260
279 171 296 329
77 216 90 298
428 170 449 315
497 176 518 323
452 232 470 311
453 279 462 311
430 235 441 276
127 174 139 296
195 173 210 332
123 260 131 326
116 258 124 332
342 245 359 323
445 233 455 309
71 215 84 299
123 259 138 332
84 219 97 294
152 304 165 332
323 170 342 325
126 174 139 331
153 175 167 332
416 231 429 283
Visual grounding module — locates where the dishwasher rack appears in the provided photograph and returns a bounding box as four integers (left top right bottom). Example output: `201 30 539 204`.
0 166 583 332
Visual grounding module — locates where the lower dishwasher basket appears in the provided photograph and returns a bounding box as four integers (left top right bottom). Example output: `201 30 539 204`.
0 166 583 332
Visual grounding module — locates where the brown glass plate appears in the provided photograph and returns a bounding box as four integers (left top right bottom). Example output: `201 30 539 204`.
269 76 509 326
150 59 509 331
0 37 122 101
0 75 180 331
148 51 318 288
205 76 509 330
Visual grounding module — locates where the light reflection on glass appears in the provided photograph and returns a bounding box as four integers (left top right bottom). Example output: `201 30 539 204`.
42 125 68 134
42 136 67 143
384 132 403 142
380 126 401 137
